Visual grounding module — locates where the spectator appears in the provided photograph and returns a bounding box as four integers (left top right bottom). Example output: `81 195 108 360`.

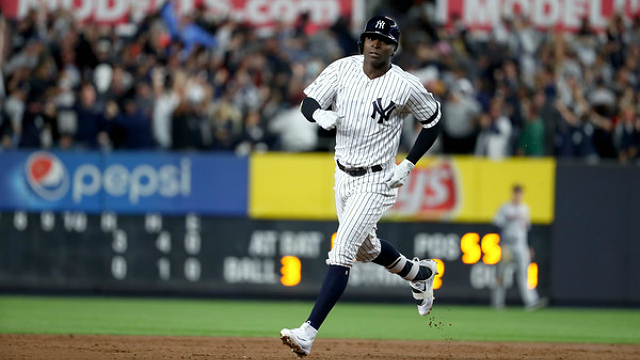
39 98 59 148
171 74 210 150
442 78 481 154
73 82 109 149
516 97 544 157
110 97 154 150
18 92 46 148
613 106 639 164
3 83 29 147
135 80 155 119
152 68 179 149
475 97 512 159
235 110 272 155
554 75 599 162
268 105 317 152
209 95 243 151
530 88 559 156
93 63 113 110
588 77 616 117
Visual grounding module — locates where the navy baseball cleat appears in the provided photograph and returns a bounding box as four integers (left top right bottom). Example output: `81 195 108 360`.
410 258 438 316
280 322 317 358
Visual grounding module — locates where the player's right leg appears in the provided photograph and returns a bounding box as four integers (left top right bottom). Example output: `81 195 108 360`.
280 265 348 357
492 261 507 310
281 174 388 356
280 321 318 358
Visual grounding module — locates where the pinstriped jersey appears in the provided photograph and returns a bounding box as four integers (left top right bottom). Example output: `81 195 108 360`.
304 55 441 168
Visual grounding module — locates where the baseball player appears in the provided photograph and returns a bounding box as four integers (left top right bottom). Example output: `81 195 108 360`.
280 16 442 357
491 184 547 310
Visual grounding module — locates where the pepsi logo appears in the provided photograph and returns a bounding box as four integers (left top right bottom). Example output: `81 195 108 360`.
25 152 70 201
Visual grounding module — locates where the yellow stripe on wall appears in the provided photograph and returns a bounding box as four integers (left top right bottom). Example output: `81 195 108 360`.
249 153 337 219
250 153 555 224
468 157 555 224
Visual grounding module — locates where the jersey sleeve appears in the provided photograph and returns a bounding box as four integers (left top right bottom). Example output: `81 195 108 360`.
303 59 341 109
493 204 507 228
405 75 441 129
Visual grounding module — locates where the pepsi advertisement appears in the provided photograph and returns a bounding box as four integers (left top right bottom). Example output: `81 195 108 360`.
0 151 248 215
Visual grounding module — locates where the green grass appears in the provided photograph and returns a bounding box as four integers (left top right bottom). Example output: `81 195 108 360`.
0 295 639 344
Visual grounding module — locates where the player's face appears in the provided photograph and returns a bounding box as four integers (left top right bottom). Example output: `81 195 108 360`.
513 189 523 203
363 35 396 66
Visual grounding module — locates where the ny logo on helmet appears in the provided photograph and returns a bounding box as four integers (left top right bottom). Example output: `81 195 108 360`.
375 20 386 29
371 98 396 124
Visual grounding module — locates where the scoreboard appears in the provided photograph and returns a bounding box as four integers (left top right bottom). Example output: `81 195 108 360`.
0 211 550 302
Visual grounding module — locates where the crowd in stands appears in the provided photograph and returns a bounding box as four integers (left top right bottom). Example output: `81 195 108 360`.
0 1 639 164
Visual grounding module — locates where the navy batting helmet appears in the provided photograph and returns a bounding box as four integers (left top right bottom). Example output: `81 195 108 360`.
358 16 400 53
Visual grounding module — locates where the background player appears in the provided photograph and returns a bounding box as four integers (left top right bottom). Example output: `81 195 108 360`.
280 16 442 357
492 184 548 310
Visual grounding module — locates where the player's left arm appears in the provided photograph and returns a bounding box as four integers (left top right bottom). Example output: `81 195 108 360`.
405 119 442 164
386 77 442 188
525 204 532 231
403 75 442 164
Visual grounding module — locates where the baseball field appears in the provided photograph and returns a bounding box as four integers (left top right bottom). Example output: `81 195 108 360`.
0 295 639 359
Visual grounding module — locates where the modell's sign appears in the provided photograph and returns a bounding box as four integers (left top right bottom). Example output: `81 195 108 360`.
386 159 461 220
2 0 353 27
436 0 640 32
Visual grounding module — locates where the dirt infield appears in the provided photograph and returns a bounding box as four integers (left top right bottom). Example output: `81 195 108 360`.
1 334 639 360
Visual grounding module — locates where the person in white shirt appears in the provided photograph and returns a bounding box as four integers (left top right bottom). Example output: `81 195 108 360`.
475 97 512 159
492 184 547 310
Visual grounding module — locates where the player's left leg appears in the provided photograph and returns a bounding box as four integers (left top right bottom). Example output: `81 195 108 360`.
513 244 546 310
370 239 434 281
365 240 437 316
351 231 437 316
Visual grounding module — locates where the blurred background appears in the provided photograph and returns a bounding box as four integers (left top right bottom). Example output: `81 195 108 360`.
0 0 638 308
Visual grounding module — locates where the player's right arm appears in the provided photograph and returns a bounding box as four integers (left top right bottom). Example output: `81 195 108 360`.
300 59 344 130
300 97 343 130
493 205 507 228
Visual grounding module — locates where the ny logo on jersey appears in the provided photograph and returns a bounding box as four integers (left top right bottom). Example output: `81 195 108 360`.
375 20 386 29
371 98 396 124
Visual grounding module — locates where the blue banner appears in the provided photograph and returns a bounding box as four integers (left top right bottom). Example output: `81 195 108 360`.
0 151 248 215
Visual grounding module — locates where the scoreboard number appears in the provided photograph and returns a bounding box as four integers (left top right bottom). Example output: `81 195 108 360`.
461 232 502 265
280 256 302 287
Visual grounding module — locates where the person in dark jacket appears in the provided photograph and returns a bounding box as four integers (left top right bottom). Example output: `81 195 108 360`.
74 82 109 149
110 98 154 150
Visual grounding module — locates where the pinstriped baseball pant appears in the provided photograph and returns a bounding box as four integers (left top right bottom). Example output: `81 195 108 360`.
327 166 397 268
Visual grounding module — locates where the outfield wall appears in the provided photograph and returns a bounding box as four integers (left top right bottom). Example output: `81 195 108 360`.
0 150 637 305
551 163 640 305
